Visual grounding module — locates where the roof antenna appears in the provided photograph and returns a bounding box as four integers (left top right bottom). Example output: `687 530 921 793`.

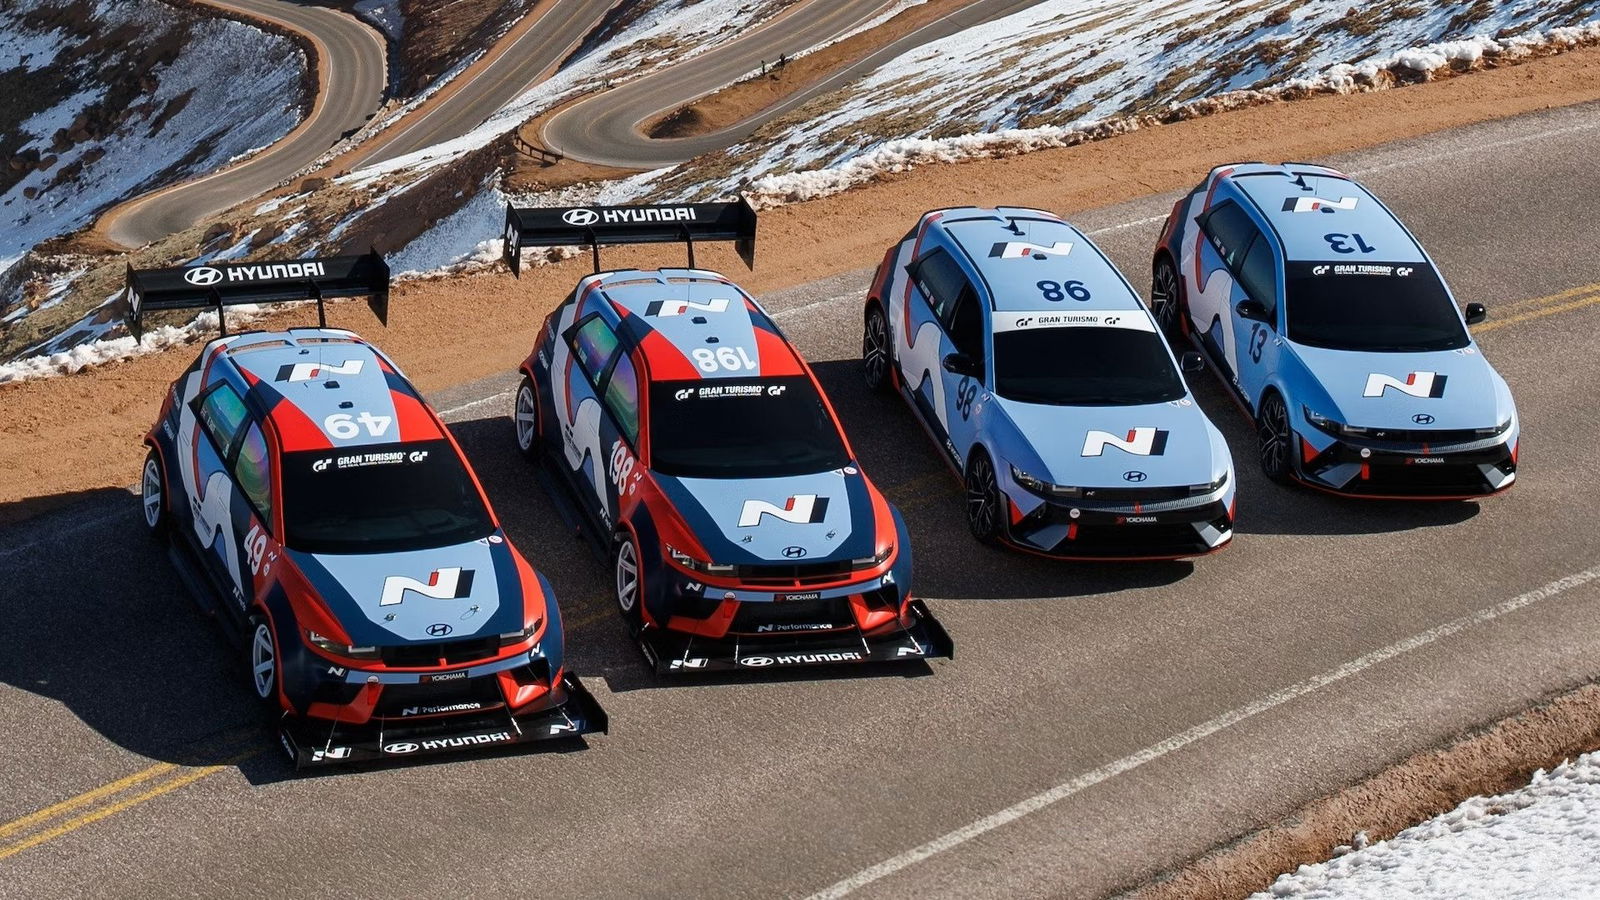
1004 217 1025 236
1292 172 1311 191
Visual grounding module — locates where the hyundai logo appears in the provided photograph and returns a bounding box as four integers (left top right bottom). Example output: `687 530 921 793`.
383 742 419 754
426 623 453 637
1412 413 1435 425
782 546 807 559
739 656 774 667
1123 470 1147 482
183 266 224 286
562 208 599 227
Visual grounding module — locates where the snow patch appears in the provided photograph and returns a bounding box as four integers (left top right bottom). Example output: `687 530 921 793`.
353 0 404 40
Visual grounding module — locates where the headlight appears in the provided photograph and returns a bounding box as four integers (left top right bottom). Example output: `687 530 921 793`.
1303 405 1367 438
851 545 895 569
1190 471 1229 496
1475 417 1512 438
306 630 380 660
499 618 543 647
665 544 736 575
1010 464 1082 499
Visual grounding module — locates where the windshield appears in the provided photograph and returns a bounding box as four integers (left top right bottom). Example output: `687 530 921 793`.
993 327 1185 406
1286 262 1469 352
651 376 851 479
281 440 494 553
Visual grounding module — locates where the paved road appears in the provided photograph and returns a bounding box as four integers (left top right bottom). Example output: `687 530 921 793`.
345 0 619 169
99 0 387 248
5 103 1600 897
543 0 1048 167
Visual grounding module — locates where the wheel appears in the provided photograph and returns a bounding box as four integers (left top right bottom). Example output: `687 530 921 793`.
964 451 1003 544
1150 255 1184 337
862 302 891 392
140 447 169 539
513 375 542 458
246 614 279 708
1256 391 1293 485
612 531 644 632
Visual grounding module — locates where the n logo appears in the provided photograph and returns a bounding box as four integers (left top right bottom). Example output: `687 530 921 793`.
1281 196 1358 214
276 359 364 382
380 567 475 607
1082 427 1169 457
645 297 730 317
989 240 1072 259
1363 371 1447 399
739 494 829 527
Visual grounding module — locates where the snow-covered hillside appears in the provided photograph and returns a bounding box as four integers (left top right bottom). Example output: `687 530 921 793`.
1257 752 1600 899
0 1 307 280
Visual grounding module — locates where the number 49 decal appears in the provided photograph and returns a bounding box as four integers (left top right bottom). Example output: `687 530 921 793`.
324 411 392 439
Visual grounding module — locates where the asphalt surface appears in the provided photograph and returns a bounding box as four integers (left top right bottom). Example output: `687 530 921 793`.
99 0 387 248
5 103 1600 897
344 0 620 169
543 0 1048 167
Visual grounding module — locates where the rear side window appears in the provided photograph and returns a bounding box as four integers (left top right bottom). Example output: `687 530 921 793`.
947 293 985 368
1199 201 1259 269
197 384 249 457
908 248 972 321
571 316 620 384
1236 235 1279 321
233 423 273 526
604 353 641 445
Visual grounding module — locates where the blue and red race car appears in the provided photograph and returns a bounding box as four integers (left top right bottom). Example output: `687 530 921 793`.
133 255 605 766
502 202 953 673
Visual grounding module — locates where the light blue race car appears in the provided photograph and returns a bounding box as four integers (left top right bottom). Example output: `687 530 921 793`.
863 206 1236 560
1153 163 1518 498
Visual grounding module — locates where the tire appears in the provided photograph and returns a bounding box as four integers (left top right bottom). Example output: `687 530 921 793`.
246 614 280 709
1151 255 1184 338
1256 391 1293 485
513 375 542 459
964 451 1003 544
612 530 644 632
140 447 170 539
862 302 892 392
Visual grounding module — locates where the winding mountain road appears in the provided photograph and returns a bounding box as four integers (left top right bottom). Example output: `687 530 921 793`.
542 0 1049 167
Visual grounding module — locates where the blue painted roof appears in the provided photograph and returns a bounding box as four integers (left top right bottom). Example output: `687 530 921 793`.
935 207 1145 313
1225 164 1427 264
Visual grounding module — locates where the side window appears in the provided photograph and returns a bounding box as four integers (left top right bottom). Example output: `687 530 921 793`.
1236 235 1279 322
1199 201 1259 269
196 384 249 458
233 422 274 527
570 316 620 385
907 248 970 321
602 352 641 445
947 293 986 371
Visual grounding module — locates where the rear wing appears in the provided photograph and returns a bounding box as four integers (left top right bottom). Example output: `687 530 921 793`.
501 199 756 276
124 251 390 339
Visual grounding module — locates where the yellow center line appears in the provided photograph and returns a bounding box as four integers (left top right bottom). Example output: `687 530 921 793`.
1493 281 1600 315
1475 290 1600 334
0 763 175 841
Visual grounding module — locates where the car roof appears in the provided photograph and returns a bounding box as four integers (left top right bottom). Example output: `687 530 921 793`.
208 327 444 452
1221 164 1427 264
579 268 806 381
931 207 1146 314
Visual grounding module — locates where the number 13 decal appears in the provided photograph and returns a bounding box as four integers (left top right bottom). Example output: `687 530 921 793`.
1247 323 1268 364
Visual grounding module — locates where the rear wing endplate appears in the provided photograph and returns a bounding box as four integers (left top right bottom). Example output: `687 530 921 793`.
124 251 390 339
501 200 756 276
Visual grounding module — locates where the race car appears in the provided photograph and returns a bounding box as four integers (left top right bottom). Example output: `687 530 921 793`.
502 201 953 673
133 255 605 767
1152 163 1518 498
862 206 1236 560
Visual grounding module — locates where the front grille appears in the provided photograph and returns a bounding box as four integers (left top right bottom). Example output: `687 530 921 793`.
1077 484 1198 503
379 636 500 667
1332 425 1500 445
1046 522 1211 557
374 675 504 718
728 596 855 635
1357 463 1500 495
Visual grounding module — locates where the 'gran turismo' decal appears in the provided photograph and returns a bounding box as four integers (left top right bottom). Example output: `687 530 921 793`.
738 494 829 527
380 567 475 607
276 359 363 382
1363 371 1446 399
1082 428 1170 457
1280 195 1358 214
645 297 730 317
988 240 1072 259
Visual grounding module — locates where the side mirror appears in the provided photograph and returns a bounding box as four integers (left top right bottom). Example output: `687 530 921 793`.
1181 351 1205 373
1465 302 1487 325
942 352 981 378
1235 299 1270 323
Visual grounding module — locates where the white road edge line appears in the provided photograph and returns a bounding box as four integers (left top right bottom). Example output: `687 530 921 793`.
804 563 1600 900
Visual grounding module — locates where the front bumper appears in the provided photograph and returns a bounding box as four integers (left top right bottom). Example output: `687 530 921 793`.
638 599 954 674
1006 495 1233 560
1298 435 1516 498
278 671 607 768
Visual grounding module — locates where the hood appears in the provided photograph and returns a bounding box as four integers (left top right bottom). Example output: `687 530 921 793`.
996 396 1225 489
655 466 876 565
289 532 524 647
1292 343 1510 430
